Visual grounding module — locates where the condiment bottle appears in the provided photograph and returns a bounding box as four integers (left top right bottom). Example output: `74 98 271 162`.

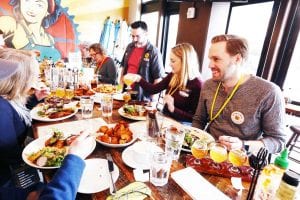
275 170 299 200
253 148 289 200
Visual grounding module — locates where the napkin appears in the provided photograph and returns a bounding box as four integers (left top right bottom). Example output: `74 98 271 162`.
171 167 231 200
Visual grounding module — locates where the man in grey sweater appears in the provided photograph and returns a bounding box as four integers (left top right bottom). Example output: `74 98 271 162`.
192 34 286 154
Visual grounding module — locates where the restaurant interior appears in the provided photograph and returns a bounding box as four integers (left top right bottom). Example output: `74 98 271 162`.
0 0 299 199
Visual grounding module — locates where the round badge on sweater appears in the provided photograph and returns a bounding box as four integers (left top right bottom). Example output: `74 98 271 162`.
231 111 244 124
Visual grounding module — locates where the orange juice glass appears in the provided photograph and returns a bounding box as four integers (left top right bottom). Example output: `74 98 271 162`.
228 149 247 166
191 139 208 159
209 143 227 163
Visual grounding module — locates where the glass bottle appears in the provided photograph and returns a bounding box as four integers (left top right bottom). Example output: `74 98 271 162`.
253 149 289 200
275 170 299 200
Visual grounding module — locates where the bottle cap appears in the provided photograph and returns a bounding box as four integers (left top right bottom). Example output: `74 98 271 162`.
282 170 299 187
274 148 289 169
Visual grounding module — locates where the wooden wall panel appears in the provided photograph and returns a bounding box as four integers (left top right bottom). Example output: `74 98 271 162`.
177 2 212 69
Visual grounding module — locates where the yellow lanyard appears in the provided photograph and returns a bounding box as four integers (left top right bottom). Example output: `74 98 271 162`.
167 85 180 96
210 76 244 122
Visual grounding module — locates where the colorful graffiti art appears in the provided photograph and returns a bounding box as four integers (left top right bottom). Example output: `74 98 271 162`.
0 0 78 61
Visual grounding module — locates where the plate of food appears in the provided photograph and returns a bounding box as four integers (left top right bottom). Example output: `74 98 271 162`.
30 104 78 122
93 84 117 94
74 85 95 98
95 121 138 148
22 130 96 169
113 93 124 101
182 127 215 152
118 105 147 121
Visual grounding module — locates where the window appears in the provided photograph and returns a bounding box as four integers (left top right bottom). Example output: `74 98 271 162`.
283 32 300 102
227 2 274 75
164 14 179 73
141 12 159 46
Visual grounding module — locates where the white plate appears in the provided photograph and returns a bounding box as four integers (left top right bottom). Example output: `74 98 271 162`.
113 93 124 101
78 158 119 194
181 126 215 152
122 142 163 169
30 106 78 122
22 135 96 169
95 124 138 148
118 107 146 121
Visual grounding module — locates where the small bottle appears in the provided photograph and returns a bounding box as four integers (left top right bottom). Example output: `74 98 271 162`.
253 148 289 200
275 170 299 200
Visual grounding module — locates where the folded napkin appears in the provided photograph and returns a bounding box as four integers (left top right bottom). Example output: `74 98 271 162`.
171 167 231 200
106 182 151 200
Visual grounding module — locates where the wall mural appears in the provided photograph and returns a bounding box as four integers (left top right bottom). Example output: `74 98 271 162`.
0 0 78 62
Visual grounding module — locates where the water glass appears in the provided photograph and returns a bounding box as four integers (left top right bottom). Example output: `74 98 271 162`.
80 96 94 119
101 94 113 117
150 152 171 187
165 126 185 161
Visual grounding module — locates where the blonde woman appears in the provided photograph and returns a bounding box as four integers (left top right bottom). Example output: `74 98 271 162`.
126 43 203 122
0 48 94 199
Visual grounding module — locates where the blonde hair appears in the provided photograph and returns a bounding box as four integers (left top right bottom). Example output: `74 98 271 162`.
0 48 39 105
169 43 201 90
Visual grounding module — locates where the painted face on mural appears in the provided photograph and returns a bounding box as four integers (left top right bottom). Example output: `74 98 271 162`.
20 0 48 24
131 28 147 48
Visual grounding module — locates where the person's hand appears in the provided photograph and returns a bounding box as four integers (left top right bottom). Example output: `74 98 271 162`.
163 94 175 113
123 73 141 83
34 88 50 101
68 131 95 160
219 135 243 150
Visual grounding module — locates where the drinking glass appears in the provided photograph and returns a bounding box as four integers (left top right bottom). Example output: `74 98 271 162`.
123 74 135 90
209 143 228 163
56 87 65 98
101 94 113 117
191 139 208 159
123 92 131 105
150 152 171 187
65 85 74 100
80 96 94 119
164 126 185 161
228 149 248 166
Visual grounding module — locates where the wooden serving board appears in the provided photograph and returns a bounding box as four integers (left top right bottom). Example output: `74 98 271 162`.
185 154 254 182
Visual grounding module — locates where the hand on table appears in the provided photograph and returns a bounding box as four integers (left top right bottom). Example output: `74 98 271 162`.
163 94 175 113
34 87 50 101
68 131 95 160
219 135 243 151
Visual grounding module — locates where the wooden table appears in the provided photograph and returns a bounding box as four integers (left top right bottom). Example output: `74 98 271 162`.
31 100 250 200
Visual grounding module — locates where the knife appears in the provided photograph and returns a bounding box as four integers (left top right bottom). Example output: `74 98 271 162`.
106 153 117 194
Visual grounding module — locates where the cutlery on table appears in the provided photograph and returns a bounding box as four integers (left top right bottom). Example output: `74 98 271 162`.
106 153 117 195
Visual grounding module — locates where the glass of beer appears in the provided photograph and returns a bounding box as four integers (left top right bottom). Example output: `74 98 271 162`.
191 139 208 159
65 86 74 100
123 92 131 105
228 149 248 166
209 143 228 163
56 87 65 98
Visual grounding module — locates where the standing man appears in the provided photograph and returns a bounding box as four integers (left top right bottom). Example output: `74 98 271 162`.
120 20 165 101
192 34 286 154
